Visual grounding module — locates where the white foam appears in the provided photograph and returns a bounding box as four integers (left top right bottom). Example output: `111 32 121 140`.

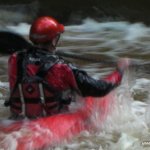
6 23 30 35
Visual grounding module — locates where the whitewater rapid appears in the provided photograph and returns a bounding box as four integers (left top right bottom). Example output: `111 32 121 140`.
0 19 150 149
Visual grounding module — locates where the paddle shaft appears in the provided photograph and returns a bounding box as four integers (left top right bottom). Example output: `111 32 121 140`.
56 51 116 65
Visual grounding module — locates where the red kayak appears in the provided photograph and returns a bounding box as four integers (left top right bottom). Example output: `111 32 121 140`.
0 94 114 150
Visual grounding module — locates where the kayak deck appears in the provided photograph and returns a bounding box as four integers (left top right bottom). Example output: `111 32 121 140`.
0 94 114 150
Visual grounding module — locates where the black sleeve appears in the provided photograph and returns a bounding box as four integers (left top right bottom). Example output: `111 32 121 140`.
71 67 119 97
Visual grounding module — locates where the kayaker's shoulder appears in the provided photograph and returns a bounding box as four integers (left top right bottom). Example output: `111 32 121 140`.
68 63 88 75
50 56 88 75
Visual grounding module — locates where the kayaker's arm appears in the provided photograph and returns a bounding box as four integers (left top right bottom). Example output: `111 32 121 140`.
71 67 123 97
70 58 130 97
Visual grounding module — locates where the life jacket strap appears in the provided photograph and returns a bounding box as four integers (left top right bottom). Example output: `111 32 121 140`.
18 84 26 116
39 83 47 116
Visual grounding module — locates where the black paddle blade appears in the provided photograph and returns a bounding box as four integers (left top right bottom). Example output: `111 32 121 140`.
0 31 32 54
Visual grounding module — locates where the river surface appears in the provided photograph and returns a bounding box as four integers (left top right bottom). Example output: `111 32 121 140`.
0 19 150 149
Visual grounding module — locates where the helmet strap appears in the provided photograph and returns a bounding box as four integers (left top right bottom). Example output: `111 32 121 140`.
52 34 60 48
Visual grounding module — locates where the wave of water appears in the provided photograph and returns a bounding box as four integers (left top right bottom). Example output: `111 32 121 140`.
0 19 150 149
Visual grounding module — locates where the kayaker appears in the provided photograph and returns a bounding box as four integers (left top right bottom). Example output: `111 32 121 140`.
5 16 130 119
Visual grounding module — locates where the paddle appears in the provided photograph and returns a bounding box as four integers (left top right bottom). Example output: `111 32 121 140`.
0 31 117 64
0 31 31 54
0 31 148 67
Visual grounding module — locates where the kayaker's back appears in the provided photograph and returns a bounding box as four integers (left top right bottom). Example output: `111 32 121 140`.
7 49 78 118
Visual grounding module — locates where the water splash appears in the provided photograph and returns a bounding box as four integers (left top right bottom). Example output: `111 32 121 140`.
51 72 150 150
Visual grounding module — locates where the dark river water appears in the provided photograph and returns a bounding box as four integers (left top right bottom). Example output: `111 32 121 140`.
0 19 150 149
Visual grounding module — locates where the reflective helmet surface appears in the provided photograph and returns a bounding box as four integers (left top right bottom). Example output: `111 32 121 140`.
30 16 64 44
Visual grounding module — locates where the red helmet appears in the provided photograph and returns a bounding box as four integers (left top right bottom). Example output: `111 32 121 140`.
30 16 64 44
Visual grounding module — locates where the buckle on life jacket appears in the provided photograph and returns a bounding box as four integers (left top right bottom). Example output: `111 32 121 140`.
25 84 35 94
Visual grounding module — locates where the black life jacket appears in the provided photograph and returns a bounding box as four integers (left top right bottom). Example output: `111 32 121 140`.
6 48 72 118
